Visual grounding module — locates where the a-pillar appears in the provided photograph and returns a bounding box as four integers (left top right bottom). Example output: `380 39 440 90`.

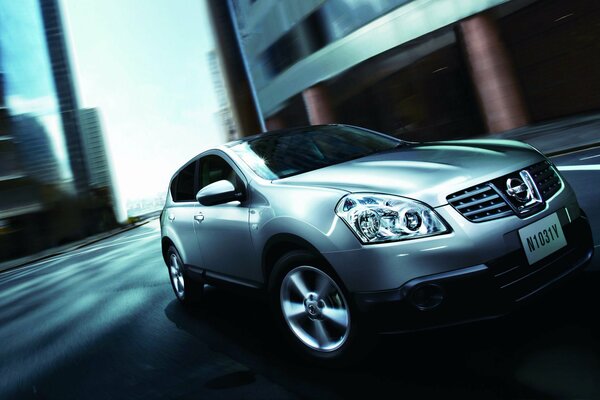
302 84 336 125
459 13 529 133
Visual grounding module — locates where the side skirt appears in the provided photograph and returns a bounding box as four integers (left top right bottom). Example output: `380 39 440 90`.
185 264 264 295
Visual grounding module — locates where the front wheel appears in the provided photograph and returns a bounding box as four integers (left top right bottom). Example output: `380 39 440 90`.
269 250 372 364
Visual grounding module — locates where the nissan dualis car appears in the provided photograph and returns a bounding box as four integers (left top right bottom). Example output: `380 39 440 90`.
160 124 593 362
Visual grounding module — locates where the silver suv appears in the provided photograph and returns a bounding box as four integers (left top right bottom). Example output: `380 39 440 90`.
160 125 593 362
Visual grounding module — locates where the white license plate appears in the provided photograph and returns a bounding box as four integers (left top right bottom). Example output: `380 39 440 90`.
518 212 567 265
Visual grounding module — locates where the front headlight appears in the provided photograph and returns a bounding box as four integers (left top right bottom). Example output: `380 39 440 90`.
335 193 449 244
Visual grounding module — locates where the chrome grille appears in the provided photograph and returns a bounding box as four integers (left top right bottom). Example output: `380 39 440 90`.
526 160 562 201
447 184 514 222
448 160 563 223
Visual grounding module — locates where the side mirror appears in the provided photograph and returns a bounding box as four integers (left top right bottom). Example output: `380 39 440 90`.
196 180 244 206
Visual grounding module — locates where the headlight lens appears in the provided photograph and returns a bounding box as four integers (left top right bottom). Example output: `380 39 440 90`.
335 193 449 244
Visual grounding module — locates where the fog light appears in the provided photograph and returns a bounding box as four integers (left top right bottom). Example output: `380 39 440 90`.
410 284 444 310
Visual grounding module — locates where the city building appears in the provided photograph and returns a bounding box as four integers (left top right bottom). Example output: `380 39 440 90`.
12 114 62 184
79 108 113 190
78 108 119 228
224 0 600 140
0 0 68 259
0 0 117 259
39 0 90 196
207 50 240 142
0 66 55 259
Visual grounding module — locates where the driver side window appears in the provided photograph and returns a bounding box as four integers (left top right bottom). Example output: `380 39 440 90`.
198 155 242 191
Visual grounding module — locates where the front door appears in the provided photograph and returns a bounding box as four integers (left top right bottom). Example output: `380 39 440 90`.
193 154 259 285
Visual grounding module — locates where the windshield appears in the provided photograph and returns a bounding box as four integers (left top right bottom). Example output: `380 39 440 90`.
229 126 402 180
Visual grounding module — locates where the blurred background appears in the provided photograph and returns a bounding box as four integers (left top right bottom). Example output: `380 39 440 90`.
1 0 599 263
232 0 599 137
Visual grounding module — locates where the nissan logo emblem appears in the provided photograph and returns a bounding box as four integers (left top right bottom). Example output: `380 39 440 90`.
506 178 531 203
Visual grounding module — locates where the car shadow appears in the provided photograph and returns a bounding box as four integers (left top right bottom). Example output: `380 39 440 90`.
164 271 600 398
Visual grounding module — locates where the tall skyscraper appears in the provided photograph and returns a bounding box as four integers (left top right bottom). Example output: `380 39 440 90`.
0 68 44 259
39 0 89 197
78 108 113 190
1 0 118 259
12 114 62 184
78 107 119 227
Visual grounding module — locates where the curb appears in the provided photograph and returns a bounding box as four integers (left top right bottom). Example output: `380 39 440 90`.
0 219 154 274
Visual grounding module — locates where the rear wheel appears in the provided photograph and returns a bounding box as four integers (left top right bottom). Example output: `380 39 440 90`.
167 245 203 305
269 250 372 364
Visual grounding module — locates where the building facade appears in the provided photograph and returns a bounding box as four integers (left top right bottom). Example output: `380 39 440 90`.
39 0 90 196
79 108 112 190
0 0 117 260
207 50 240 142
0 0 70 258
229 0 600 140
78 108 119 230
0 70 45 258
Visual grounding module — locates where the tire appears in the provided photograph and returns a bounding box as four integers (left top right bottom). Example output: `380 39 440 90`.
166 245 203 306
268 250 373 365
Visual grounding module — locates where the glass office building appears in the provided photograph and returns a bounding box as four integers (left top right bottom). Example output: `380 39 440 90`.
230 0 600 140
0 0 115 260
0 0 68 258
0 0 67 171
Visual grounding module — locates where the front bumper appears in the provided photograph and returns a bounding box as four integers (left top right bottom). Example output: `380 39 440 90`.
353 213 594 333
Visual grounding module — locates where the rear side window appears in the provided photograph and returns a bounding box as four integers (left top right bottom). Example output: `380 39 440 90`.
171 161 197 202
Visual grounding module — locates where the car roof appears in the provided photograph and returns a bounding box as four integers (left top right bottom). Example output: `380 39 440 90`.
170 124 398 186
221 124 352 148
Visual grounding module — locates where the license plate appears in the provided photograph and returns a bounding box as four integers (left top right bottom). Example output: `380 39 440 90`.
518 212 567 265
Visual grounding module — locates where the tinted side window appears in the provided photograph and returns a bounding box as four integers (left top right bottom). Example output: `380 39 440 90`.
170 176 178 199
172 161 196 202
199 155 241 190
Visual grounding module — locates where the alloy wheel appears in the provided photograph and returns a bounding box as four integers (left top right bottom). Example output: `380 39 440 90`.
169 253 185 299
280 266 350 352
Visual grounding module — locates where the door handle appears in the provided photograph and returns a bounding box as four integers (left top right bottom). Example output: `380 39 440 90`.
194 213 204 222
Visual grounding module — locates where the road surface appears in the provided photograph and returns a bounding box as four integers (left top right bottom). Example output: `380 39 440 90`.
553 146 600 270
0 147 598 399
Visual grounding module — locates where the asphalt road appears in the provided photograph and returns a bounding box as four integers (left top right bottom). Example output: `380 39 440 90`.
553 146 600 270
0 147 598 399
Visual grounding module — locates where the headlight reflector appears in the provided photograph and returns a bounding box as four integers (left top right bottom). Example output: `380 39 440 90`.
335 193 448 243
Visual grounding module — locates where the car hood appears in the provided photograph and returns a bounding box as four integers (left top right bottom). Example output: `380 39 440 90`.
274 139 545 207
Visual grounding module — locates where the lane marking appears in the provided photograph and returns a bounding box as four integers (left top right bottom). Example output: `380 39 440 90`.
0 237 158 284
0 232 160 279
580 154 600 161
549 144 600 159
70 235 158 255
554 13 573 22
557 164 600 171
99 230 158 245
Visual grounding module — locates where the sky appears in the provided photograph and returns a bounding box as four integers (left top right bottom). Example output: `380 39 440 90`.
60 0 226 219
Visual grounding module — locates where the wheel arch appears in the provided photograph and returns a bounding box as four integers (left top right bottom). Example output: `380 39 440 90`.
161 236 175 265
262 233 329 286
